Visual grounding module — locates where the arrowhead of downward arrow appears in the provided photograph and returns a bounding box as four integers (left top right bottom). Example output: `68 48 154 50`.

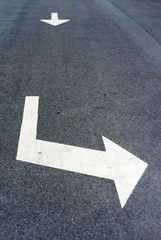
102 137 148 207
40 13 70 26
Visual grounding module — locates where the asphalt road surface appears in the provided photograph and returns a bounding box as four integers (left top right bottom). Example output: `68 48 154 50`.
1 0 161 239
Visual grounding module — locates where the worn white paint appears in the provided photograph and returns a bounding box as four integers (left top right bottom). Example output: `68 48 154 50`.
40 13 70 26
16 96 148 208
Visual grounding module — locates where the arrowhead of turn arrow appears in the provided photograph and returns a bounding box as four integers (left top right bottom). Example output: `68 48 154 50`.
40 13 70 26
102 137 148 207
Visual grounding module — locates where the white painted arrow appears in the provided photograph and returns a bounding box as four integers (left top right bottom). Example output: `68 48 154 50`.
40 13 70 26
16 96 148 208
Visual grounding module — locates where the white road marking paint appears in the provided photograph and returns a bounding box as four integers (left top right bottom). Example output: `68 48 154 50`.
40 13 70 26
17 96 148 208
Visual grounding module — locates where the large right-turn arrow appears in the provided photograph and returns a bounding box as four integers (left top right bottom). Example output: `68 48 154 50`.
16 96 148 208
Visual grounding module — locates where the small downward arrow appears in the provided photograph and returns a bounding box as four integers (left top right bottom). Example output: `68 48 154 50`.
16 97 148 208
40 13 70 26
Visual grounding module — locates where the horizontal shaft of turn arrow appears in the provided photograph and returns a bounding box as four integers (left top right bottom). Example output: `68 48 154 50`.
16 97 148 208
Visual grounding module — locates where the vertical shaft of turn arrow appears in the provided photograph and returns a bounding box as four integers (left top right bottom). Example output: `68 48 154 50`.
16 97 39 161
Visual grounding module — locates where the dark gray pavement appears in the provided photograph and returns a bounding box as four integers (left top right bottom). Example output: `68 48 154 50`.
109 0 161 44
1 0 161 239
